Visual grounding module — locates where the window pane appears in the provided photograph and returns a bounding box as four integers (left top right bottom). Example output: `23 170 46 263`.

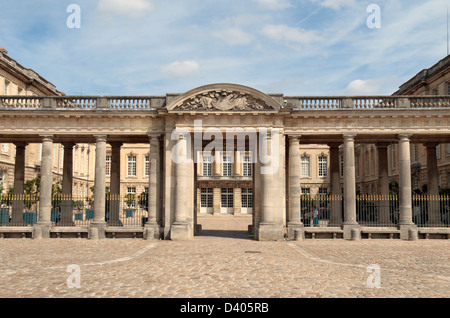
301 156 310 178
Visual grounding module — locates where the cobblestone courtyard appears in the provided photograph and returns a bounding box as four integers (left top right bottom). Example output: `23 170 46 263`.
0 215 448 298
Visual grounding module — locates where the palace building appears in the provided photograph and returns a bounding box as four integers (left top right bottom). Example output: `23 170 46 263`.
1 48 449 241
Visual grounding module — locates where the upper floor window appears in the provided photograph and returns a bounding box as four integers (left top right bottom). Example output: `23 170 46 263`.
318 156 328 178
301 156 310 178
202 156 212 176
223 156 232 177
106 156 111 176
1 143 9 154
4 80 9 95
243 155 252 177
144 155 150 177
127 155 137 177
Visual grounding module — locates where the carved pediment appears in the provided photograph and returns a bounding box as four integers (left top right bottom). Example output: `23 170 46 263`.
167 84 281 113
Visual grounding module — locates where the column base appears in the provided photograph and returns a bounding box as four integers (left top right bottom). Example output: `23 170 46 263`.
343 223 360 240
287 223 304 240
257 223 284 241
89 221 107 239
194 224 202 235
170 222 191 241
399 224 417 240
144 223 161 240
32 222 51 239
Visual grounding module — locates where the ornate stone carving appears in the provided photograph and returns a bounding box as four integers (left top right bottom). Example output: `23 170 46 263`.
177 90 272 111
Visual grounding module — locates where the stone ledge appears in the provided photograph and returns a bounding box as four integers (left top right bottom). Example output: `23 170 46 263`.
50 227 89 233
360 227 401 233
304 227 344 233
0 227 33 232
105 227 144 233
418 228 450 234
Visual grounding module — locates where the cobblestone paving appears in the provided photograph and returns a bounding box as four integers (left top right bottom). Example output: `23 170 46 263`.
0 215 448 298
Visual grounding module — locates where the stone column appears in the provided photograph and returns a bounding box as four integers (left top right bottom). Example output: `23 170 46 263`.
377 143 391 225
398 134 416 239
288 135 303 239
258 130 283 241
89 135 107 239
233 187 242 215
108 142 122 226
60 143 75 226
329 143 342 226
11 142 26 225
343 134 359 239
234 150 241 176
171 134 190 240
145 135 161 240
425 142 440 225
33 136 53 238
213 188 221 215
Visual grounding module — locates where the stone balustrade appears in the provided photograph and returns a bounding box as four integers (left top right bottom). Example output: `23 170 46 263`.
1 95 450 110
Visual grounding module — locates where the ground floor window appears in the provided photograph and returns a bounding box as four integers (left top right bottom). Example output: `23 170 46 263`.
241 188 253 208
221 188 234 208
201 188 213 208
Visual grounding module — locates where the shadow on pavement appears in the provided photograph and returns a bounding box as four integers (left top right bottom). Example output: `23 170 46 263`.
197 229 254 240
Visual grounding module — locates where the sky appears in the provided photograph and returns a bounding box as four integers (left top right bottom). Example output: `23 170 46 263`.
0 0 449 96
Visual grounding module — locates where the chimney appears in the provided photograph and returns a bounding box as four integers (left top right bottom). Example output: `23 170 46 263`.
0 47 7 55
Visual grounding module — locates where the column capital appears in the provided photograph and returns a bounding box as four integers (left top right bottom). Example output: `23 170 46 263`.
424 142 439 149
94 135 107 142
343 133 356 141
62 142 75 149
397 133 412 141
13 141 28 148
148 132 162 139
109 141 123 148
375 142 391 148
327 142 341 149
288 135 301 145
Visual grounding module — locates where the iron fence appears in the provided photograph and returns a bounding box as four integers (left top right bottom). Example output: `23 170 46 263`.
0 194 149 227
356 195 399 227
412 195 450 227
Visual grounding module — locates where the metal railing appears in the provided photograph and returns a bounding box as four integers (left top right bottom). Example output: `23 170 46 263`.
0 194 149 228
412 195 450 227
356 195 399 227
2 95 450 110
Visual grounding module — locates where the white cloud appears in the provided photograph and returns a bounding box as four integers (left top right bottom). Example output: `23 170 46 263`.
262 24 320 44
213 28 255 46
343 79 386 95
252 0 293 10
311 0 357 10
160 61 200 78
97 0 154 18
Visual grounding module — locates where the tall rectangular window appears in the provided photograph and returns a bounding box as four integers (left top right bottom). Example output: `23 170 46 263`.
318 156 328 178
301 156 310 178
241 188 253 208
243 155 252 177
4 80 9 95
0 171 4 188
412 144 417 162
221 188 233 208
144 155 150 177
202 156 212 176
1 143 8 154
390 144 396 170
436 144 441 160
127 155 137 177
200 188 213 208
223 156 232 177
126 187 136 208
106 156 111 176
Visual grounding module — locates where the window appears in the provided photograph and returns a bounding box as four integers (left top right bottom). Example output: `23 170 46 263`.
221 188 233 208
447 82 450 95
127 155 137 177
38 144 42 161
144 155 150 177
106 156 111 176
1 143 9 154
412 144 417 163
243 156 252 177
74 148 78 171
390 144 396 170
318 156 328 178
432 88 438 96
200 188 213 208
340 155 344 177
301 188 310 195
202 156 212 176
4 80 9 94
223 156 232 177
301 156 310 178
241 188 253 208
0 171 4 188
318 188 328 195
436 144 441 160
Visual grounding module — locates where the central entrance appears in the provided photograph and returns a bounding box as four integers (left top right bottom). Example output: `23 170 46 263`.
194 135 255 239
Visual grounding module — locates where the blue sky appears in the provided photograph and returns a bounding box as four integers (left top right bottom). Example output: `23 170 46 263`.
0 0 449 96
